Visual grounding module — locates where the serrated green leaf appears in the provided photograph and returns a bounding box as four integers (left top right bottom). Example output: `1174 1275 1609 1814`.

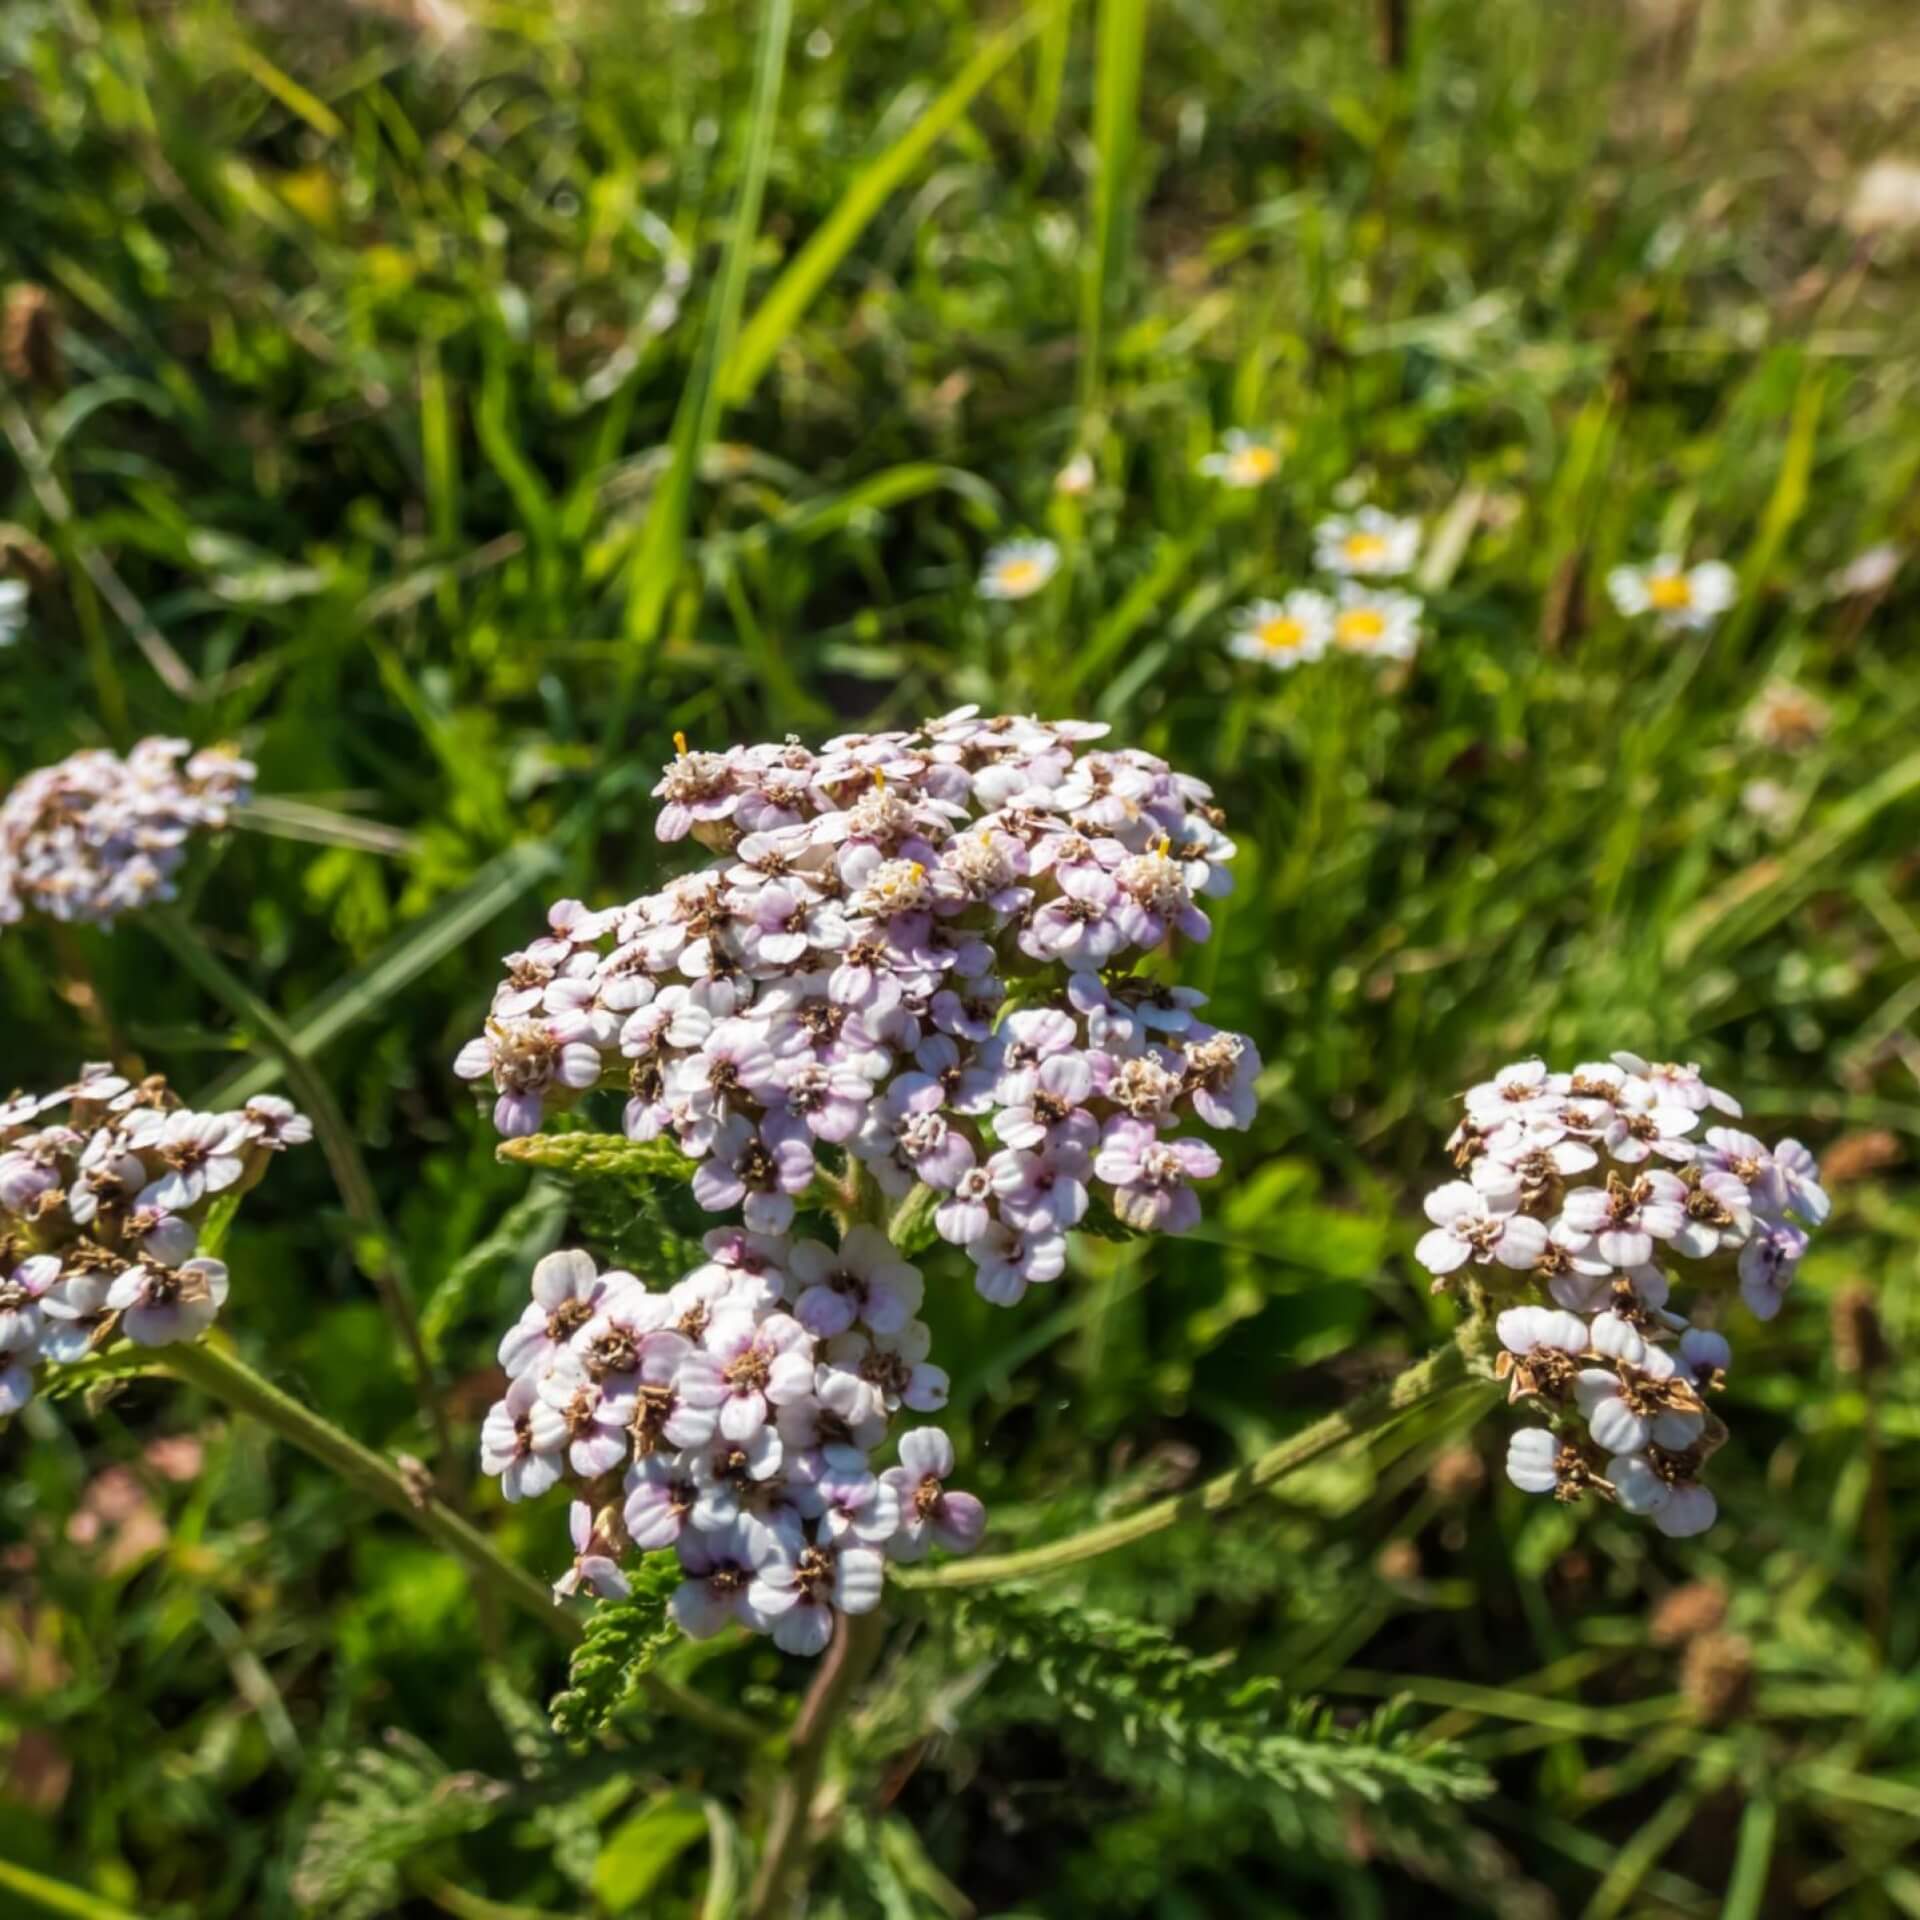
548 1560 684 1741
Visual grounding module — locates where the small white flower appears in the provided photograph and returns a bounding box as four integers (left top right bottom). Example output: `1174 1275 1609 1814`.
1494 1305 1589 1403
978 539 1060 601
1330 583 1422 660
1415 1182 1549 1277
1198 430 1281 490
1464 1059 1565 1127
1314 507 1420 578
1054 452 1096 497
1552 1170 1689 1269
1606 556 1736 633
1505 1427 1568 1495
1602 1077 1699 1165
1607 1453 1717 1537
1573 1347 1703 1455
1226 593 1332 670
0 579 26 650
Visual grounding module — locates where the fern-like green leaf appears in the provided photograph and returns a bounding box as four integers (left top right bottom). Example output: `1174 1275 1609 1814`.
943 1591 1492 1818
291 1731 510 1919
498 1131 699 1186
549 1559 684 1741
497 1132 706 1278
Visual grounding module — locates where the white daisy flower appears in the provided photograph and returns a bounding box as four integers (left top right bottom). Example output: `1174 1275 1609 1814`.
1198 431 1281 490
978 539 1060 602
1606 556 1736 632
1331 583 1423 661
1314 507 1420 578
1226 593 1332 670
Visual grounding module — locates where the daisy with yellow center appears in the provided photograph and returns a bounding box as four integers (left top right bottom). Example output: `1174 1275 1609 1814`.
1314 506 1421 578
1606 555 1736 633
1198 431 1281 490
978 538 1061 602
1226 592 1333 671
1331 583 1423 661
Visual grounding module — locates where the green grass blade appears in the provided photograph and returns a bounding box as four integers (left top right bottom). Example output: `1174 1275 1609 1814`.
617 0 794 669
1026 0 1077 154
0 1861 144 1920
202 839 563 1106
1080 0 1149 408
1720 1795 1776 1920
474 338 561 601
720 5 1054 408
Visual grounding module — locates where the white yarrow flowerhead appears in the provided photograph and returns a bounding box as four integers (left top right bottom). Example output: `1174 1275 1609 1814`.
0 736 255 934
1314 507 1421 578
1425 1050 1827 1546
979 539 1060 601
1226 593 1333 670
0 1069 308 1417
1606 556 1737 633
1331 584 1423 661
1198 430 1281 490
479 1231 983 1654
459 714 1261 1647
456 715 1251 1303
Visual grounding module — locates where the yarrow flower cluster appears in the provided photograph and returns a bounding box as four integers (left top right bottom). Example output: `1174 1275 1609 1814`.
1 737 255 933
480 1234 984 1654
1228 507 1425 672
455 713 1259 1307
1419 1053 1829 1538
0 1067 310 1415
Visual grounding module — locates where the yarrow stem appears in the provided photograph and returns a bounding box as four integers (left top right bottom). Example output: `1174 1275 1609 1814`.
891 1333 1485 1592
156 1338 759 1746
145 906 455 1481
744 1606 889 1920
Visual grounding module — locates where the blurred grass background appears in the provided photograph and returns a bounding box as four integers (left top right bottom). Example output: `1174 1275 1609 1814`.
4 0 1920 1913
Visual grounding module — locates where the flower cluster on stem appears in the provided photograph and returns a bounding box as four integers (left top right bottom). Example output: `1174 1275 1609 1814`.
481 1233 983 1655
0 1066 309 1413
1 738 254 932
1419 1053 1829 1536
454 713 1260 1308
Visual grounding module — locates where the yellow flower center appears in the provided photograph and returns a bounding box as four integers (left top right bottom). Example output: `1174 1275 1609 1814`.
996 558 1043 593
1647 573 1693 611
1343 532 1388 565
1256 617 1306 653
1336 608 1386 648
1228 446 1277 484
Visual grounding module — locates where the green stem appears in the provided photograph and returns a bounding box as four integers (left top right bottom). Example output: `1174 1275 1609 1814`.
0 1857 144 1920
743 1607 889 1920
145 906 456 1483
159 1338 758 1746
893 1333 1490 1592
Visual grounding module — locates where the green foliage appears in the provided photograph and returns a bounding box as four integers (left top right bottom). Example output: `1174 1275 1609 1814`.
497 1132 706 1278
942 1589 1492 1824
547 1562 685 1742
4 0 1920 1912
290 1732 509 1920
419 1179 568 1360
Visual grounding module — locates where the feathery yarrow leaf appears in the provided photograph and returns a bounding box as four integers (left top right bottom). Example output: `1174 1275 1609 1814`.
549 1559 685 1740
945 1590 1492 1814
